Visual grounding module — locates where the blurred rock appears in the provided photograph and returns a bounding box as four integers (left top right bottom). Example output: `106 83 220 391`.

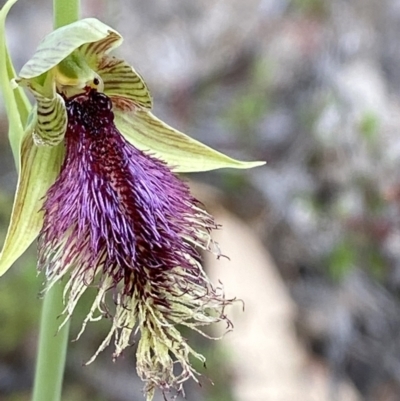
205 204 361 401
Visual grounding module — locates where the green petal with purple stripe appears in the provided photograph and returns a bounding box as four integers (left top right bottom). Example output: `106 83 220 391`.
21 74 67 146
97 56 152 110
114 109 265 173
33 92 67 146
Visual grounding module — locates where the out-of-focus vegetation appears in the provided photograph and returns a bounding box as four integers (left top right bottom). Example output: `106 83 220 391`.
3 0 400 400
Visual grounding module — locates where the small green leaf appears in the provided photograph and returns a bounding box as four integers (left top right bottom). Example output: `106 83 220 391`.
0 131 64 276
114 109 265 173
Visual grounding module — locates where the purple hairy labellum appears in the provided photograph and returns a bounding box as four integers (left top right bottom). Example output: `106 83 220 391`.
38 89 232 398
40 89 216 286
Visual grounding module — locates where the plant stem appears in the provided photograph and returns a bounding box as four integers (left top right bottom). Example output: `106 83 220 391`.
32 2 81 400
32 284 70 401
53 0 80 29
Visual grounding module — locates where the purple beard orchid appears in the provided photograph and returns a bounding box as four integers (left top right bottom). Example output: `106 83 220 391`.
0 6 264 401
41 88 229 397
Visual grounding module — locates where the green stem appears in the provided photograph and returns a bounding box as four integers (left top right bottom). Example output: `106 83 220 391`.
53 0 80 29
32 2 81 401
32 285 70 401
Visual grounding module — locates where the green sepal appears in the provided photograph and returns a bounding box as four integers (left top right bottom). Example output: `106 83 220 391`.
5 49 31 127
0 0 32 165
0 126 64 276
18 18 122 81
114 109 265 173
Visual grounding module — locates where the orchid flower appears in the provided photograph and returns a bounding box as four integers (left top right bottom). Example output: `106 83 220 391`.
0 1 264 399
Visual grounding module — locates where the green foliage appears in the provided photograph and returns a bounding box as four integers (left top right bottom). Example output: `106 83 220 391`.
328 236 387 282
6 392 29 401
289 0 327 17
0 258 40 352
192 343 235 401
328 241 355 281
63 385 107 401
363 246 386 280
359 111 380 142
223 59 271 141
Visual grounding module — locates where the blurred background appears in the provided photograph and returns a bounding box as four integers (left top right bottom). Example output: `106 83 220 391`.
2 0 400 400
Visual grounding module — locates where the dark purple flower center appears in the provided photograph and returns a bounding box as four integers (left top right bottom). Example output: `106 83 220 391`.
39 89 216 293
